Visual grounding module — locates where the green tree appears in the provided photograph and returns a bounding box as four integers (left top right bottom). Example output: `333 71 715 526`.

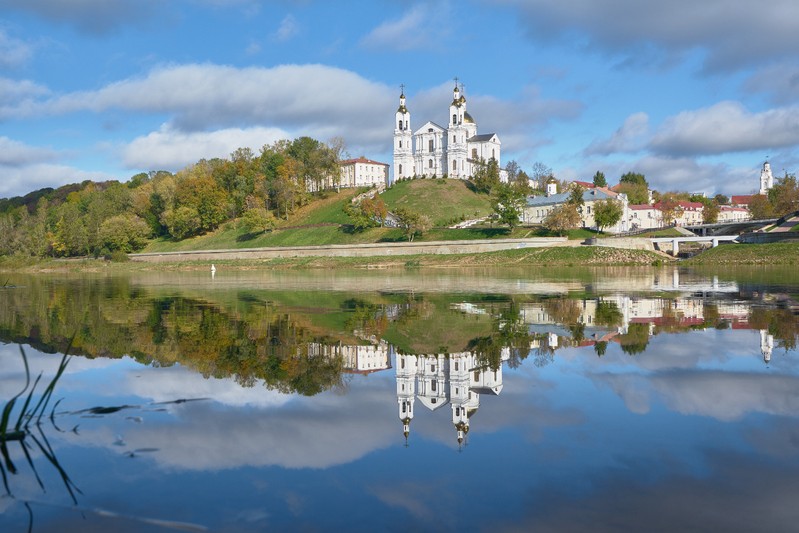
163 206 201 240
568 184 585 208
714 194 729 205
702 200 719 224
619 172 648 187
491 183 526 231
470 158 501 194
594 198 623 232
616 182 649 205
394 207 431 242
98 214 151 252
592 171 607 188
239 208 277 234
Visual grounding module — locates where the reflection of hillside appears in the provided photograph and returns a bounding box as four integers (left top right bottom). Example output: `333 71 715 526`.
0 275 795 398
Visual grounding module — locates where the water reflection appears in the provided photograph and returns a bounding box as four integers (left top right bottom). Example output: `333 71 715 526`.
0 269 798 531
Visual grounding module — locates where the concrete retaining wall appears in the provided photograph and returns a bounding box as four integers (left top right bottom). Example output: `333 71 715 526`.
129 237 567 263
592 238 655 251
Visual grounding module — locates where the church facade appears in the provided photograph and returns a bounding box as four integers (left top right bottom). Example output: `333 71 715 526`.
393 83 501 182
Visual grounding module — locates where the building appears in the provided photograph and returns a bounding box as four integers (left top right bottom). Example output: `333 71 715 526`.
396 350 507 445
393 83 501 182
522 184 630 233
760 160 775 195
628 204 663 230
339 157 389 189
717 205 751 223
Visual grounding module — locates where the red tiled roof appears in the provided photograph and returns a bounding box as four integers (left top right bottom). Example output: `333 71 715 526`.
731 194 756 205
629 204 658 211
340 157 389 167
572 180 595 189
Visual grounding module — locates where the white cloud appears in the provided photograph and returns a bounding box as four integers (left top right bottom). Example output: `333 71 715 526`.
0 77 50 104
500 0 799 71
0 163 107 197
0 29 33 68
361 4 450 51
272 14 299 42
121 124 290 170
649 101 799 156
584 112 650 155
0 136 59 166
4 63 392 145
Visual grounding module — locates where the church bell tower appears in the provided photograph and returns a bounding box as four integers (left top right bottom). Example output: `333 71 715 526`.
393 87 414 183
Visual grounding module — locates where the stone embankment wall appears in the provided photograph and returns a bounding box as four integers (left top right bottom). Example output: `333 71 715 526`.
592 238 655 251
129 238 567 263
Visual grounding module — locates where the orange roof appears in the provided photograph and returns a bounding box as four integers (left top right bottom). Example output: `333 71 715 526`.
731 194 756 205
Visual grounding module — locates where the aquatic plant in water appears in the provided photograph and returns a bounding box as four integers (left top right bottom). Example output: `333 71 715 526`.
0 344 80 510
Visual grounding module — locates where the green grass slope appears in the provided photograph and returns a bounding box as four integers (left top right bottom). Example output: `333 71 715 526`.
143 180 501 253
380 178 492 227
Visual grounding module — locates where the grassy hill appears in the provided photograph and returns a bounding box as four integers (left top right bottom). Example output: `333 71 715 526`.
143 179 502 253
380 178 493 227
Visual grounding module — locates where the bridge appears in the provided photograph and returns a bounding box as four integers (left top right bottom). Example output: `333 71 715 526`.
650 235 739 256
683 219 777 236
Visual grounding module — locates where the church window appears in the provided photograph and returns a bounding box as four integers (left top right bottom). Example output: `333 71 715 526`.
455 361 459 371
452 114 457 124
474 370 480 381
399 140 402 148
492 149 495 159
401 358 405 369
453 135 456 143
402 402 406 413
429 139 434 152
431 380 437 392
399 164 403 175
428 159 433 169
472 148 477 159
428 128 433 133
431 364 436 372
453 160 457 171
398 120 402 130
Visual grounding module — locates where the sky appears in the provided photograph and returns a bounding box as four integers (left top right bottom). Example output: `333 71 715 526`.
1 0 798 199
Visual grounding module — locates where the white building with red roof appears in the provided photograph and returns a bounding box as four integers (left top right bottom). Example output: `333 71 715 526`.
339 157 389 189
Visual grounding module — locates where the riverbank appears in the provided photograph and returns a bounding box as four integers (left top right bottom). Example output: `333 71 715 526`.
3 241 797 273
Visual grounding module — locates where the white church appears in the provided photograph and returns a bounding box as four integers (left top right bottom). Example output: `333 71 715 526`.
393 82 501 182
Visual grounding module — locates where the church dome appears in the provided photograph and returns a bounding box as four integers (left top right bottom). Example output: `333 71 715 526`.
464 111 474 124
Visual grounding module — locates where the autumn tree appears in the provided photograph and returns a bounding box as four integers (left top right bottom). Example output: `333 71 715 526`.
543 204 581 235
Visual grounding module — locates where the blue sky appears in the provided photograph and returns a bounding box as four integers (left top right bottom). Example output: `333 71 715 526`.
1 0 798 199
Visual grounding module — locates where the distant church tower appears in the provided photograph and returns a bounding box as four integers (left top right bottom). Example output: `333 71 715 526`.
759 160 774 195
396 353 418 443
393 88 414 182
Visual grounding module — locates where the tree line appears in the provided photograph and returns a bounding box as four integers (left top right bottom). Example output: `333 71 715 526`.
0 137 342 258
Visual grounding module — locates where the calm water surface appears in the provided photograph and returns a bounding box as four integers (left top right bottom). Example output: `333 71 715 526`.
1 267 798 532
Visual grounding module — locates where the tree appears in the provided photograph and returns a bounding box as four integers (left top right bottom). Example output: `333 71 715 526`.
98 214 151 252
702 200 719 224
592 171 607 188
394 208 431 241
163 206 201 240
769 174 799 216
658 193 681 226
543 204 580 235
470 158 500 194
239 207 277 234
748 194 774 220
619 172 648 187
361 196 388 227
491 183 526 231
530 162 552 189
714 194 729 205
594 198 623 232
567 184 585 208
616 182 649 205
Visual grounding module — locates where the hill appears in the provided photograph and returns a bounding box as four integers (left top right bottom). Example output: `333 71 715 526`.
143 179 499 253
